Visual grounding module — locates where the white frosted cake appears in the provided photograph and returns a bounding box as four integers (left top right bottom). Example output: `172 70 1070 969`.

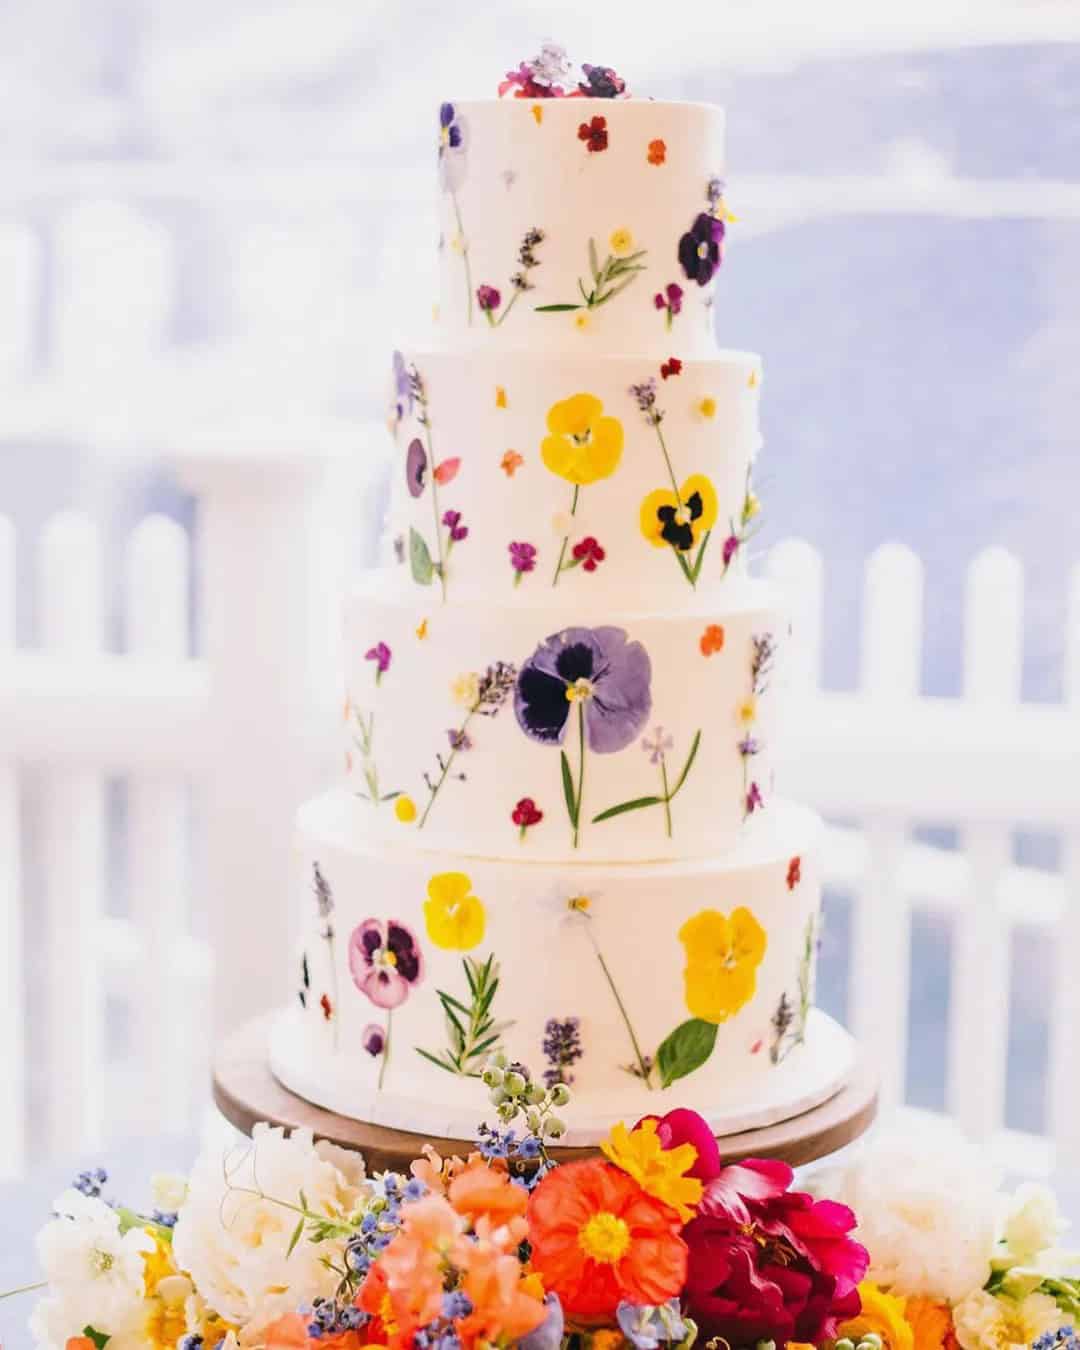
271 59 851 1144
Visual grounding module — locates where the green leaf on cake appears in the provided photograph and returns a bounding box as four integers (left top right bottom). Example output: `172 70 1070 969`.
535 303 583 313
417 955 513 1076
409 527 435 586
669 730 703 798
592 795 664 823
560 750 578 827
657 1018 718 1088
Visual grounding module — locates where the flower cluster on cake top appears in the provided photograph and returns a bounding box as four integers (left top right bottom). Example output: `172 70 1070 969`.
498 42 628 99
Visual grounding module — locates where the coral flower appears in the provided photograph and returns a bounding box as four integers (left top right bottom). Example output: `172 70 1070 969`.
699 624 725 657
600 1118 703 1222
679 907 767 1023
527 1158 687 1320
378 1195 468 1331
541 393 624 486
423 872 485 950
458 1219 548 1346
648 138 667 165
501 449 524 476
449 1155 530 1229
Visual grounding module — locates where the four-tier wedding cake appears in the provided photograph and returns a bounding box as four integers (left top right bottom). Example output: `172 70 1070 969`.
270 52 854 1144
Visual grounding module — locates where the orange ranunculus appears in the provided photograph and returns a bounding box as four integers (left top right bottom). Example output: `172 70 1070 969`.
527 1158 687 1320
377 1194 468 1331
449 1154 530 1228
906 1297 959 1350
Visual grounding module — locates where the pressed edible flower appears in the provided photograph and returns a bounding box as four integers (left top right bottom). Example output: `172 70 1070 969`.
648 138 667 165
452 672 481 708
640 475 718 552
495 385 508 408
600 1118 704 1222
424 871 486 951
541 394 624 486
578 115 609 153
509 540 538 581
512 797 543 833
571 536 606 572
610 228 635 255
348 918 424 1010
501 449 524 476
679 906 767 1023
699 624 725 656
659 357 682 380
697 396 716 418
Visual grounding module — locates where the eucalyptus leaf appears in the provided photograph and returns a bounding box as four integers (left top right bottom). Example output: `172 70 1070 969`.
409 527 434 585
657 1018 718 1088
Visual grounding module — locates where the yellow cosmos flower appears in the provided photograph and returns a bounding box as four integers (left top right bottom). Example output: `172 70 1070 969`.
424 871 486 950
451 672 480 708
841 1283 915 1350
395 795 417 823
600 1118 704 1222
609 227 634 255
737 694 758 727
698 396 717 419
541 393 624 486
573 312 591 332
679 906 767 1023
639 474 718 551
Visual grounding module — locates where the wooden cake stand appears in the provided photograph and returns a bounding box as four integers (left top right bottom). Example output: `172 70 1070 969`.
213 1015 879 1173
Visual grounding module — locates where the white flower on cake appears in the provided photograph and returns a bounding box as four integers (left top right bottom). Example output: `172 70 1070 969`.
172 1123 370 1330
32 1189 154 1345
952 1289 1069 1350
832 1122 999 1303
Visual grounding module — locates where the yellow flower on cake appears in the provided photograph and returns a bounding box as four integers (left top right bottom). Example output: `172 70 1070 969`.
679 906 767 1023
541 393 624 485
639 474 718 552
609 227 635 255
840 1282 915 1350
424 871 486 950
736 694 759 727
450 672 480 709
600 1118 703 1221
697 396 717 419
395 795 418 824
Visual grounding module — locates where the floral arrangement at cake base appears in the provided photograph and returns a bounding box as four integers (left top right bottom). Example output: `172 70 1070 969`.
11 1068 1080 1350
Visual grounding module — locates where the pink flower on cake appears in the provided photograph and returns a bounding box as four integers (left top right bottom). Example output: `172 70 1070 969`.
512 796 543 838
348 919 424 1011
364 641 392 683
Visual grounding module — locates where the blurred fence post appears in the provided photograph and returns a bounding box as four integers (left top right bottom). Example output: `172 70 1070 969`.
174 431 354 1042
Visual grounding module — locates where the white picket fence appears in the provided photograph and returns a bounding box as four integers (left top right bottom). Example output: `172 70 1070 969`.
3 482 1079 1179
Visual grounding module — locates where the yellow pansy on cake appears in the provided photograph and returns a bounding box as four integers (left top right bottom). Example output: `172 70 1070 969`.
270 50 850 1144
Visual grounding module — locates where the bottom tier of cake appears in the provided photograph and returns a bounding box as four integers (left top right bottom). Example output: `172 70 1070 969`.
273 791 847 1144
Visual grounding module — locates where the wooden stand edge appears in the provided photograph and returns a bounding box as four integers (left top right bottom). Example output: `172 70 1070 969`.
213 1015 878 1172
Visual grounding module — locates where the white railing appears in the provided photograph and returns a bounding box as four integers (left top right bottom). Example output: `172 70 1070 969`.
3 493 1079 1179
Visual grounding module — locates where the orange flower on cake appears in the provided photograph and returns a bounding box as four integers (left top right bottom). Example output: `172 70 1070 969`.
526 1156 688 1321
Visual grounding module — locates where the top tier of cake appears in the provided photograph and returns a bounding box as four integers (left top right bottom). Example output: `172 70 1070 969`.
435 98 728 357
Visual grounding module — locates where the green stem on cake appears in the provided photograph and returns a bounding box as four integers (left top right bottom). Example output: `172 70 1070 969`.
582 919 652 1088
324 931 340 1051
450 188 473 326
552 485 580 587
659 754 673 839
418 706 478 829
493 288 523 328
652 420 696 588
379 1010 392 1090
424 421 447 602
574 701 585 848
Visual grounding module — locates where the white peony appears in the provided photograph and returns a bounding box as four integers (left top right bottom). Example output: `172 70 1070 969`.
953 1288 1069 1350
833 1120 1000 1303
997 1184 1069 1268
172 1123 370 1330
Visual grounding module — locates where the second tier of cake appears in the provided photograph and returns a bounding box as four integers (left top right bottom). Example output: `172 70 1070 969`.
344 574 786 862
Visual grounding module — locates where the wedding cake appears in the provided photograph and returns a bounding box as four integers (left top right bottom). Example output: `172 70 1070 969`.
270 51 853 1144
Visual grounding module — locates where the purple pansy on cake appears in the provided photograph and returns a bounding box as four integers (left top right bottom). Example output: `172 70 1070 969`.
514 626 652 753
348 918 424 1009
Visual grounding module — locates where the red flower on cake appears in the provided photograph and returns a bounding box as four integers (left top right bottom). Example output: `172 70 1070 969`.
787 855 802 890
319 993 333 1021
571 536 606 572
578 115 609 152
660 357 683 380
512 797 543 837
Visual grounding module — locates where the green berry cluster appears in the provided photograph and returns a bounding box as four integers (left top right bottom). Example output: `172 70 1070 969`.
834 1334 884 1350
481 1051 570 1139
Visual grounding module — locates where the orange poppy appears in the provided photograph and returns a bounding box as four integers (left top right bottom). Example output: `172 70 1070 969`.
527 1158 687 1320
648 139 667 165
699 624 725 656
